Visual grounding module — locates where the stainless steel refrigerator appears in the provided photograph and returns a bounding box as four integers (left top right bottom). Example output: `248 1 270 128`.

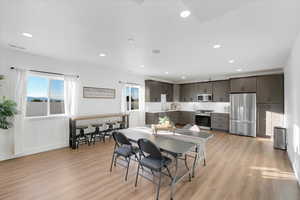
230 93 256 137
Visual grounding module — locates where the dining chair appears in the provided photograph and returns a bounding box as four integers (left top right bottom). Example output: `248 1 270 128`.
135 138 173 200
110 132 139 181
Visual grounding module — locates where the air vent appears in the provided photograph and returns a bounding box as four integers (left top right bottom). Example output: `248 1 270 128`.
8 43 26 50
152 49 160 54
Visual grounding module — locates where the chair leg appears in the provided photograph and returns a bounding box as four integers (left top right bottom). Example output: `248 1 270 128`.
110 153 115 172
125 157 131 181
135 163 140 187
110 144 117 172
156 170 162 200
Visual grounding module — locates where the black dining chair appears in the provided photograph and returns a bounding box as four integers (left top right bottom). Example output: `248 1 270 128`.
135 138 173 200
110 132 139 181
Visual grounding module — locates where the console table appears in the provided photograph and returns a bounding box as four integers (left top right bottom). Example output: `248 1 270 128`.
69 113 129 149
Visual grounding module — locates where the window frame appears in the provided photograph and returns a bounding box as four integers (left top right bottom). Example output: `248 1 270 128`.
26 73 66 118
125 85 141 112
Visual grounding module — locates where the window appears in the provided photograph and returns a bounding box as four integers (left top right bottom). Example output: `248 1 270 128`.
125 86 140 111
26 75 65 117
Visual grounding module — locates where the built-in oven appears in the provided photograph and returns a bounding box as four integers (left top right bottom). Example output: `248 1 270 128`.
197 94 212 102
195 110 213 130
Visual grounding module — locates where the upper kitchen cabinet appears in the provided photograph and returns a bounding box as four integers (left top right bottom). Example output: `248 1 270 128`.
230 77 257 93
195 82 212 94
212 80 230 102
145 80 161 102
180 83 196 102
257 74 284 104
145 80 173 102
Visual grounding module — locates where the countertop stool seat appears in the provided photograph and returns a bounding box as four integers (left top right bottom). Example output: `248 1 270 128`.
76 125 89 148
91 123 105 144
103 122 115 142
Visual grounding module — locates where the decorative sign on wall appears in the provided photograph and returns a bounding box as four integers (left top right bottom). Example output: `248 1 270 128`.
83 87 116 99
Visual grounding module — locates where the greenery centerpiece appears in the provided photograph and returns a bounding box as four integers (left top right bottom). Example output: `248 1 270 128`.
0 75 18 129
158 116 171 126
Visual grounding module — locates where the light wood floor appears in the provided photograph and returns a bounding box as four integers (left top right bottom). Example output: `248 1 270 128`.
0 131 299 200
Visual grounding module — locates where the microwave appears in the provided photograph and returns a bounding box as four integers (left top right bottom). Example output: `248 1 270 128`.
197 94 212 102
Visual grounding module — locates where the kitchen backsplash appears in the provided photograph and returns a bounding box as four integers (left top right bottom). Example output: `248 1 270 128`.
145 102 230 113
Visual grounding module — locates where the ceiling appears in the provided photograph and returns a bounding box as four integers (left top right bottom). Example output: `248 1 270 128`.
1 0 300 82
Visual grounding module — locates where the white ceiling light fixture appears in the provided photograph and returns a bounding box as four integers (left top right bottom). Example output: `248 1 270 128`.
165 72 169 74
139 65 145 68
213 44 221 49
180 10 191 18
236 68 243 72
181 76 186 79
99 53 107 57
22 32 33 38
228 59 235 64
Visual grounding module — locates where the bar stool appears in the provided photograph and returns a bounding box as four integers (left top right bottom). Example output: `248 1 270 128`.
103 122 115 142
90 123 105 144
76 125 89 148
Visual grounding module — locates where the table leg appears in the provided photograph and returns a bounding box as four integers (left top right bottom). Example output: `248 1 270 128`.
203 143 207 166
170 157 178 200
192 145 199 178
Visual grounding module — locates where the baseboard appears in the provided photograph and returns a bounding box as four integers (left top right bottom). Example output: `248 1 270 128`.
287 148 300 186
0 143 68 161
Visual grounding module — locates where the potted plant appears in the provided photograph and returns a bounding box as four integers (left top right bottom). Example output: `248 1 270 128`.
0 75 18 129
0 97 18 129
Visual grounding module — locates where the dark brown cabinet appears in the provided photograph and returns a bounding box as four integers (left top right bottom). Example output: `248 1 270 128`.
145 111 182 125
257 103 284 137
257 75 284 104
211 113 229 131
145 80 173 102
178 111 195 124
180 84 195 102
180 82 212 102
195 82 212 94
230 77 257 93
212 80 230 102
145 112 159 124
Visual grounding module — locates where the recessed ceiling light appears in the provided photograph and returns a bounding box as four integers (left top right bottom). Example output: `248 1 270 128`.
165 72 169 74
22 32 33 38
236 68 243 72
139 65 145 68
213 44 221 49
180 10 191 18
99 53 106 57
229 59 235 64
181 76 186 79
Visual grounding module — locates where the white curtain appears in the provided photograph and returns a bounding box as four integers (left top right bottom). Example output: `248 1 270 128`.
64 75 79 116
120 84 128 114
13 69 28 155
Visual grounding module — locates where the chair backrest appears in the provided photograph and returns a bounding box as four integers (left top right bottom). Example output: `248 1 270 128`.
137 138 162 160
112 132 131 146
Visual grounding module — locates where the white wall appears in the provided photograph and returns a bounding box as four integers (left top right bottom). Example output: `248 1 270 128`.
0 46 145 161
284 33 300 184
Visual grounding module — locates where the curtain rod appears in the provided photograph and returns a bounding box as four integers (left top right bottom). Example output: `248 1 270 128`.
10 67 79 78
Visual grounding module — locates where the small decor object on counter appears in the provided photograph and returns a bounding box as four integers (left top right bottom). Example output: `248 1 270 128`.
0 97 18 129
83 87 115 99
152 116 175 135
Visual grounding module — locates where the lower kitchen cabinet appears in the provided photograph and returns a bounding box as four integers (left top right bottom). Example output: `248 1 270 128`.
145 113 159 124
211 113 229 131
178 111 195 125
257 103 284 137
